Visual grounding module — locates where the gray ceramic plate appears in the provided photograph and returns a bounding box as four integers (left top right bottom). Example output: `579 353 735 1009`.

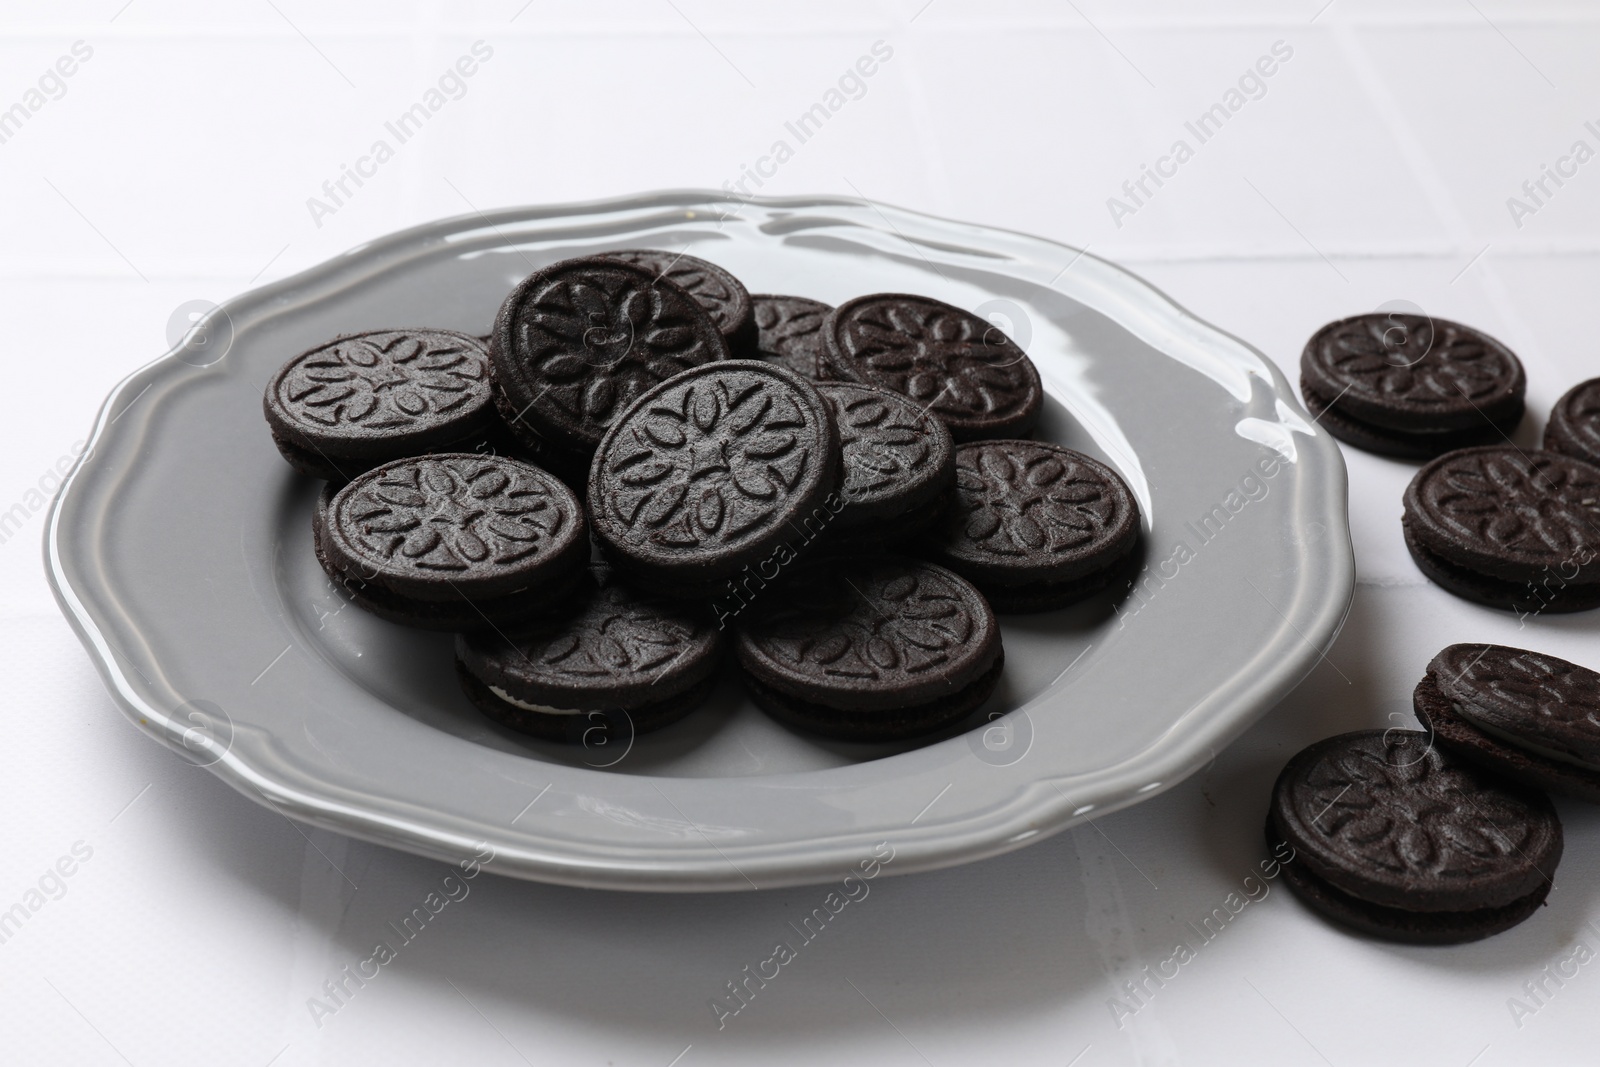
46 192 1352 891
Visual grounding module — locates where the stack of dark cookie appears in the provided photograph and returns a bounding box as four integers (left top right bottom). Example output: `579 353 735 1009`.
1268 641 1600 944
264 249 1141 745
1298 311 1600 615
1275 311 1600 944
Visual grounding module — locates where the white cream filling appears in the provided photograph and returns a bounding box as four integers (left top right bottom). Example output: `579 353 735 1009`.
488 685 586 716
1455 702 1600 772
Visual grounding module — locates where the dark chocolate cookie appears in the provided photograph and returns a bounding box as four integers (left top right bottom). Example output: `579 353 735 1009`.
734 556 1002 742
264 329 494 480
599 248 757 357
455 577 722 741
921 440 1140 612
1302 388 1518 461
1300 314 1525 442
751 294 830 378
1544 378 1600 469
587 360 841 599
316 454 587 630
1402 446 1600 612
1414 644 1600 803
488 256 729 479
820 294 1042 441
1272 829 1553 944
818 381 954 545
1267 730 1562 943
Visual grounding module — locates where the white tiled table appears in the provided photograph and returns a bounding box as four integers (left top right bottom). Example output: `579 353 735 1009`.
4 3 1599 1063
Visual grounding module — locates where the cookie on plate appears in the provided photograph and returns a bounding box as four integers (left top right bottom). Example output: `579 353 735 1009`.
315 454 587 630
818 381 954 547
1267 729 1562 944
1413 643 1600 803
1544 378 1600 468
751 294 830 379
264 329 495 480
587 360 841 600
1299 314 1525 459
920 440 1140 612
734 556 1002 742
1402 445 1600 613
599 248 757 357
820 293 1042 441
488 256 729 482
455 575 722 741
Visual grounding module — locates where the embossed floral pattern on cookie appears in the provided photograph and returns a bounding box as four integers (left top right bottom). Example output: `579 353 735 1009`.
331 455 578 587
596 365 829 555
752 294 830 378
275 330 489 434
527 585 706 680
1301 314 1524 430
822 382 945 507
1406 446 1600 574
601 249 753 344
1435 643 1600 764
1311 316 1509 404
1292 734 1539 879
1545 378 1600 467
931 441 1136 571
739 558 996 696
491 257 729 452
1270 730 1564 931
824 294 1041 440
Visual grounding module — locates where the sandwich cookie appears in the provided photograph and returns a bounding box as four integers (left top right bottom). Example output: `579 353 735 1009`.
456 577 722 741
1544 378 1600 468
315 454 587 630
734 556 1002 742
1402 446 1600 613
587 360 841 600
1268 730 1562 944
818 381 954 547
751 294 831 379
1414 643 1600 803
1299 314 1525 459
599 248 757 357
264 329 495 480
921 440 1140 612
820 293 1042 442
488 256 729 482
